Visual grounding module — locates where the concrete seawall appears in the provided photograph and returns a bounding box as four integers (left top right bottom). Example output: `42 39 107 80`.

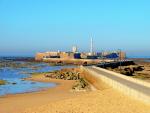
80 67 109 90
80 66 150 104
93 66 150 88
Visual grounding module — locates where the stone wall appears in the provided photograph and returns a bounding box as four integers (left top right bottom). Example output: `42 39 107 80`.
35 53 45 61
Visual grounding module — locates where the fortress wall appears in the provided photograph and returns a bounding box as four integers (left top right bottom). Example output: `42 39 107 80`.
35 53 45 61
42 58 105 65
80 66 150 104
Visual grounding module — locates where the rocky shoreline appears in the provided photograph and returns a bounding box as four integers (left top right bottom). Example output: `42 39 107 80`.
106 60 150 82
0 64 150 113
32 68 90 91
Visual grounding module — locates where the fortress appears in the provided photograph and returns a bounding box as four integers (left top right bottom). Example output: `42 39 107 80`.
35 38 126 65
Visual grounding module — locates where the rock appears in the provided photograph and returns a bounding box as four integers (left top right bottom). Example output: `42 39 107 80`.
133 66 144 71
44 74 52 77
60 75 64 79
66 76 71 80
64 72 69 77
12 82 17 85
72 78 89 90
120 68 134 76
76 73 80 79
43 68 82 80
68 72 73 76
72 76 77 80
56 74 61 79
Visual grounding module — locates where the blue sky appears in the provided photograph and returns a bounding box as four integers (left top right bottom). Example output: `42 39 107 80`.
0 0 150 57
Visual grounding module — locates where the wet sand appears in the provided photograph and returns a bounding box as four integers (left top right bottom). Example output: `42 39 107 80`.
0 71 150 113
0 74 81 113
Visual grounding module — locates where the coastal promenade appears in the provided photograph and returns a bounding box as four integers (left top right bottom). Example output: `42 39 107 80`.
81 66 150 104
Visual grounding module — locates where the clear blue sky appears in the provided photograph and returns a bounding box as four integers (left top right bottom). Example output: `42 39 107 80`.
0 0 150 57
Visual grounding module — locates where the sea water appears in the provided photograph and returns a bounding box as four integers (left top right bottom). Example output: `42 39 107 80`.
0 61 74 96
144 59 150 62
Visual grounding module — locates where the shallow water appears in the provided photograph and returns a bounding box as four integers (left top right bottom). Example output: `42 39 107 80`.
0 61 74 96
144 59 150 62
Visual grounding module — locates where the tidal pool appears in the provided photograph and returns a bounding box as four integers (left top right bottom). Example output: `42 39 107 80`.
0 61 74 96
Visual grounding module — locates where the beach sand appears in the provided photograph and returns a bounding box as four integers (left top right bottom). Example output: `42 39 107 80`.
23 89 150 113
0 72 150 113
0 74 82 113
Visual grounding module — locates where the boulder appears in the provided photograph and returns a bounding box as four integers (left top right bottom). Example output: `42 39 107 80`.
121 68 134 76
133 66 144 71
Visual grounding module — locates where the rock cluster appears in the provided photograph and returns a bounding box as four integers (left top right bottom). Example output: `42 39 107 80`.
44 68 89 90
45 70 80 80
0 61 40 69
120 65 144 76
72 78 89 90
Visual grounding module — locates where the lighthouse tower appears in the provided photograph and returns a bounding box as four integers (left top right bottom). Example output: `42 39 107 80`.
90 37 93 55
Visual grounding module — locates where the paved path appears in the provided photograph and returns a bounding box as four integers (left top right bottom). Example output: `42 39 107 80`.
86 66 150 97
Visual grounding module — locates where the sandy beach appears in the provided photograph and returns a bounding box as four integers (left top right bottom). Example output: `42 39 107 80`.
23 90 150 113
0 74 82 113
0 71 150 113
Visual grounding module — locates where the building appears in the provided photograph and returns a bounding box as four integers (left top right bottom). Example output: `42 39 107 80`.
35 52 46 61
60 52 81 59
35 50 126 61
35 38 126 61
35 52 60 61
119 51 126 60
101 51 126 60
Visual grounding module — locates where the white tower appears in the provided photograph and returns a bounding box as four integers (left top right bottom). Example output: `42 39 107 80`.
90 37 93 55
72 46 77 53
